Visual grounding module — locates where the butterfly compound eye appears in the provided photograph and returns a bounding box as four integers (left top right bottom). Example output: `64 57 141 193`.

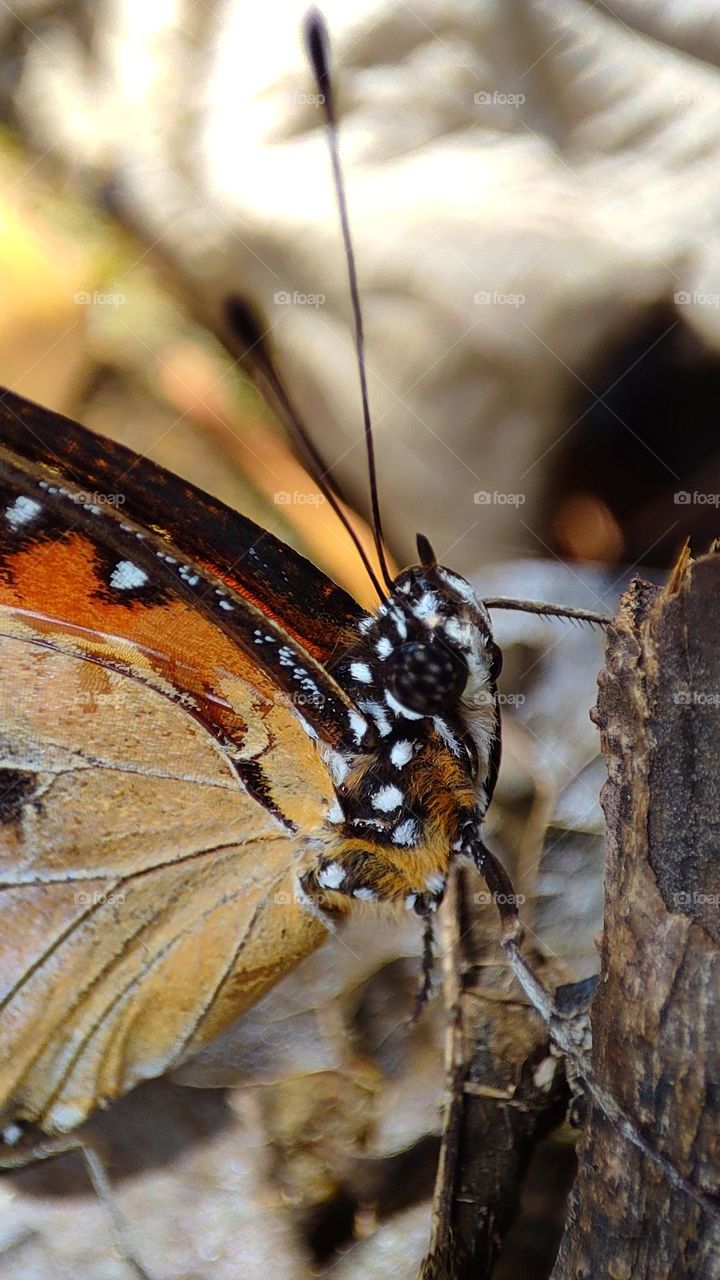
387 642 468 714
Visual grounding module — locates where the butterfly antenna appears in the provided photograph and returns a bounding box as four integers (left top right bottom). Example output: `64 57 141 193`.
224 295 385 600
483 598 611 627
305 10 394 594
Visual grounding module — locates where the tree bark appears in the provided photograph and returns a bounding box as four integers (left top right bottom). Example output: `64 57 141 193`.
552 546 720 1279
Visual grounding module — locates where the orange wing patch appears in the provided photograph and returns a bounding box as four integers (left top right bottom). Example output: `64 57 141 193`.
0 527 349 825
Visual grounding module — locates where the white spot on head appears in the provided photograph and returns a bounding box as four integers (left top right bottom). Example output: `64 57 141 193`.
391 609 408 640
392 818 419 845
110 560 148 591
1 1122 22 1146
386 690 424 721
371 784 403 812
5 496 42 528
444 616 473 649
413 591 440 624
405 893 418 912
350 661 373 684
437 568 479 606
318 862 345 889
354 886 376 901
390 739 414 768
376 636 393 658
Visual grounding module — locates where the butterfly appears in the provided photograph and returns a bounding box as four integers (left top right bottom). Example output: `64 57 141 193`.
0 15 607 1270
0 357 515 1130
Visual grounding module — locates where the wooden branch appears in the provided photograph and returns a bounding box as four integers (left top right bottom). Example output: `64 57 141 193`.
420 867 569 1280
552 545 720 1278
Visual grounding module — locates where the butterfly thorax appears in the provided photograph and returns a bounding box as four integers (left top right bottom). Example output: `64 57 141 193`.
301 563 502 917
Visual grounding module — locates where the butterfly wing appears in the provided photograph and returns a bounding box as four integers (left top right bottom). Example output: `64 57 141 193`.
0 630 333 1133
0 387 372 756
0 388 364 1134
0 386 363 659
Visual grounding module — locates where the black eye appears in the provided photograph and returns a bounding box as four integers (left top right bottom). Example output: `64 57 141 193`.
488 642 503 683
386 642 468 714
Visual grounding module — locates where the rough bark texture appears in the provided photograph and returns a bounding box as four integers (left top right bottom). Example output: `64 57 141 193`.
552 548 720 1280
420 868 570 1280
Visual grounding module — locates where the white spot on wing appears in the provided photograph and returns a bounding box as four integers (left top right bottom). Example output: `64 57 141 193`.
5 496 42 528
376 636 392 658
350 661 373 684
110 560 148 591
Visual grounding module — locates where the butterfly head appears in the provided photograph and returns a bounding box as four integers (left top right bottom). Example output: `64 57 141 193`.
373 535 501 732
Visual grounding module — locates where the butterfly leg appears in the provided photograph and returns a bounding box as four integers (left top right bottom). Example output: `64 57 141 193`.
0 1132 154 1280
457 816 592 1037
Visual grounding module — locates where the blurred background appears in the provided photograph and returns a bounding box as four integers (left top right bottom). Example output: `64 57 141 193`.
0 1 718 1277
